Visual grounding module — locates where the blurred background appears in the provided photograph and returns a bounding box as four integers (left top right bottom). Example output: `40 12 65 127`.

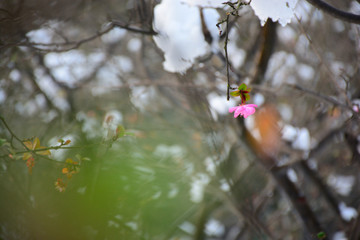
1 0 360 239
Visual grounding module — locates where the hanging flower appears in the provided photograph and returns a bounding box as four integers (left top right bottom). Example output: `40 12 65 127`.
229 104 258 118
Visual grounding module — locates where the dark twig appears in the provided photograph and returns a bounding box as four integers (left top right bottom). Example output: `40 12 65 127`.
288 84 353 111
305 0 360 24
0 116 28 150
224 14 231 101
111 19 157 35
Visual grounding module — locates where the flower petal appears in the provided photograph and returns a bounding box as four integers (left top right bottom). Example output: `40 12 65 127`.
229 107 238 113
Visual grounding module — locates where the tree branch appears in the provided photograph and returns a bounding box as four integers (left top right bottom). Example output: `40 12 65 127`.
305 0 360 24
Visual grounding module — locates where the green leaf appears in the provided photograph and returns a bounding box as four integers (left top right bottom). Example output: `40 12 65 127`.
0 138 7 147
317 232 326 239
238 83 247 91
116 125 125 137
245 94 250 101
230 91 241 97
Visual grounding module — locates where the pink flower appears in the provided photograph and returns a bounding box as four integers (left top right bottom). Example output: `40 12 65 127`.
229 104 258 118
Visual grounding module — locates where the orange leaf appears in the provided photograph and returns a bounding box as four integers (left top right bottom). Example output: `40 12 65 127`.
62 168 69 174
26 157 35 174
55 178 67 192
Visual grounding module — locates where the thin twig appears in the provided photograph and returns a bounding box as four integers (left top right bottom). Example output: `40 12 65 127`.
0 116 28 150
224 14 231 101
288 83 353 111
305 0 360 24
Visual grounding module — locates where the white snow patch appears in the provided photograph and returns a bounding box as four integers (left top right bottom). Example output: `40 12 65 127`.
292 128 311 151
253 93 265 106
278 26 296 44
332 231 347 240
250 0 298 26
278 103 293 121
113 56 133 73
339 202 358 222
154 144 185 159
182 0 224 8
27 28 53 44
281 124 298 141
0 90 6 104
287 168 298 183
207 92 237 115
127 38 142 52
219 179 230 192
101 27 126 44
204 157 216 176
153 0 219 73
179 221 195 234
328 175 355 196
10 69 21 82
190 173 210 202
297 63 315 81
205 219 225 237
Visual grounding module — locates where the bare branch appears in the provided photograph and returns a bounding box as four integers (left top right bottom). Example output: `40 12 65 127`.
110 19 157 35
305 0 360 24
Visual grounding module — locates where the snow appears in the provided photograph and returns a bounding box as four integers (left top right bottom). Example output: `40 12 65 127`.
266 51 297 86
297 63 315 81
76 111 102 139
253 93 265 106
127 38 142 52
26 28 53 44
113 56 133 73
282 124 298 141
339 202 358 222
332 231 347 240
327 175 355 196
205 219 225 237
9 69 21 82
190 173 210 202
154 144 186 159
219 179 230 192
292 127 311 151
179 221 195 234
153 0 219 73
181 0 224 8
207 92 237 115
204 157 216 176
277 26 296 44
227 36 246 69
101 27 126 44
45 50 106 88
286 168 298 183
294 0 313 23
250 0 298 26
0 90 6 104
281 125 311 151
278 103 293 121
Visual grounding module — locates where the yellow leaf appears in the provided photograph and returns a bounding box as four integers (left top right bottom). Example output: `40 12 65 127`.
24 141 33 150
23 152 32 161
65 158 73 164
37 147 51 156
33 137 41 149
